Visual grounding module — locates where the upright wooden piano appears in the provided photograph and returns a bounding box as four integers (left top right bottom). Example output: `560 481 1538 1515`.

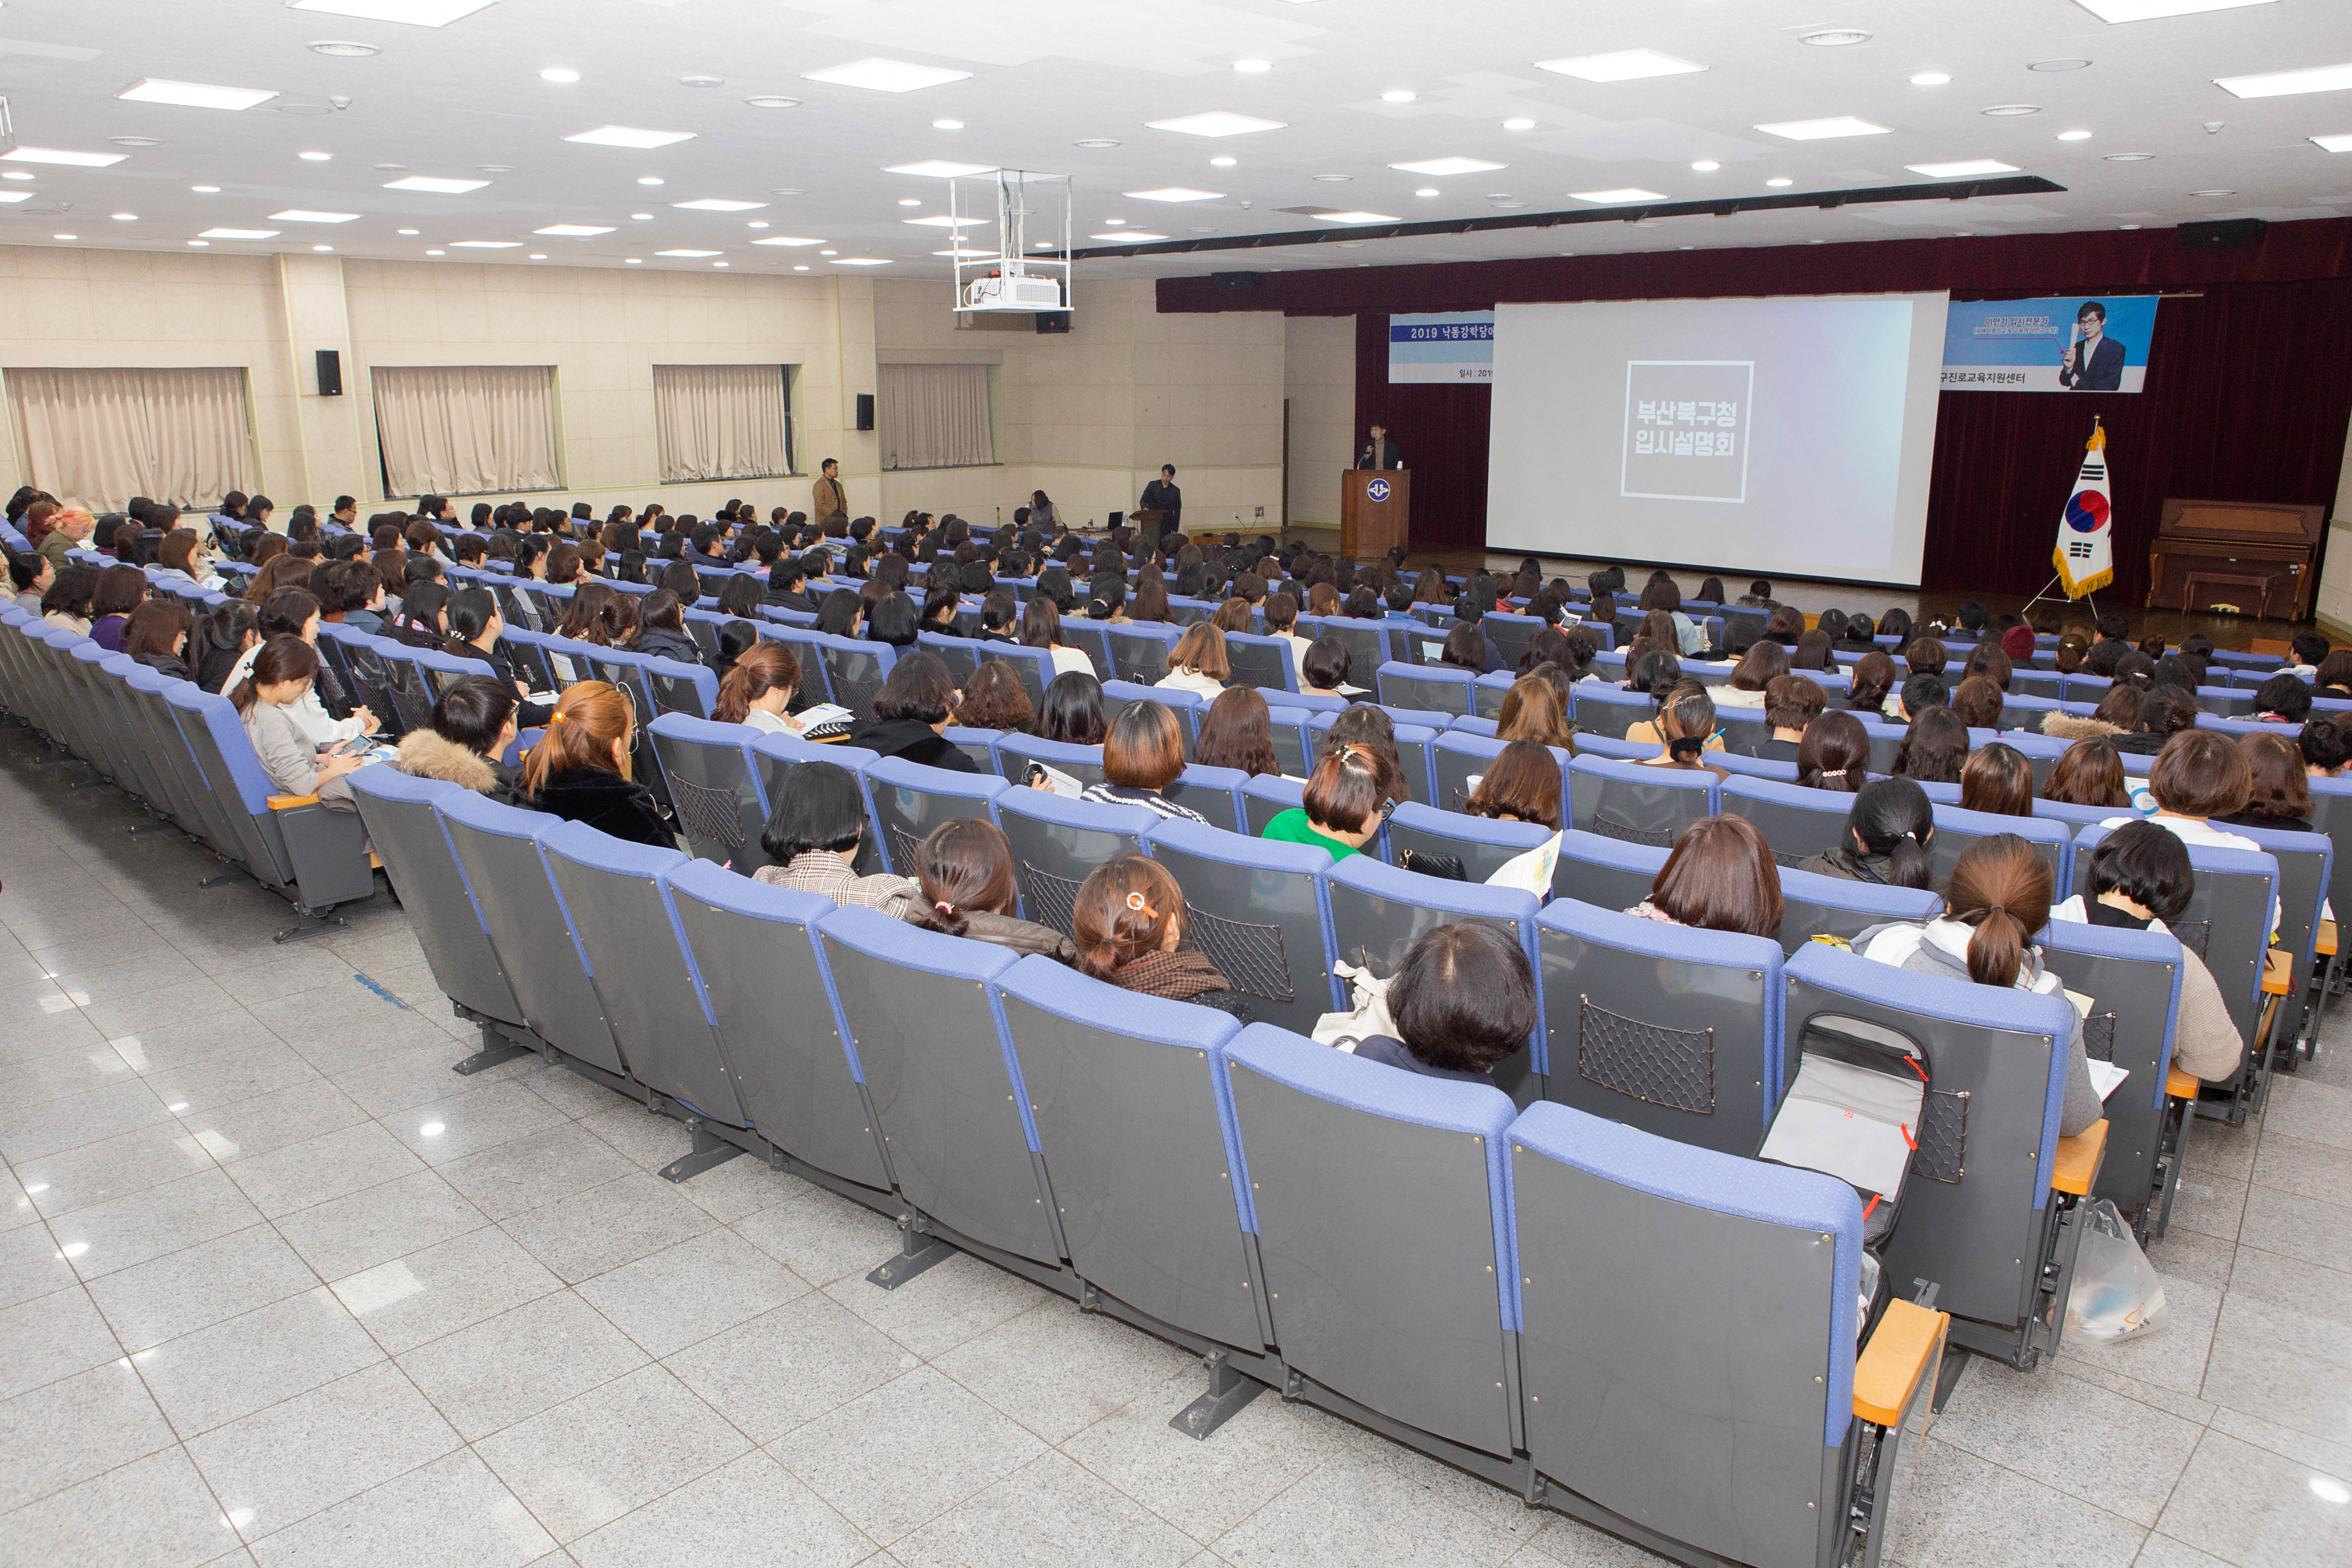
2144 498 2326 622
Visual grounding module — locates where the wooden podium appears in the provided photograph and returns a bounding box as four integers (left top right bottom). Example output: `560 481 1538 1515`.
1342 469 1409 559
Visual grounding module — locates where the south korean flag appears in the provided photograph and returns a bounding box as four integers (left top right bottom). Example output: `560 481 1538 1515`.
2053 420 2114 598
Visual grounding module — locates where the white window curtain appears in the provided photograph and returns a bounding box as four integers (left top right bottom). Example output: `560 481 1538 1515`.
372 364 560 497
652 363 793 482
5 366 255 513
878 362 994 469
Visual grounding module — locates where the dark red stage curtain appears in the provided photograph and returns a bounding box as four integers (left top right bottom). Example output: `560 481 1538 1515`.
1350 312 1491 553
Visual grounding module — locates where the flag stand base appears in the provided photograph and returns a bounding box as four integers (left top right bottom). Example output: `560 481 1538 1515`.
2023 574 2096 620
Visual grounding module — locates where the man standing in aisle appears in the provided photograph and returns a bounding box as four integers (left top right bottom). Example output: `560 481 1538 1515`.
812 458 849 525
1140 464 1182 531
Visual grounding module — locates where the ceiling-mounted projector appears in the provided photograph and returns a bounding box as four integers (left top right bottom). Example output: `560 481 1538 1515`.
950 170 1072 317
962 273 1065 311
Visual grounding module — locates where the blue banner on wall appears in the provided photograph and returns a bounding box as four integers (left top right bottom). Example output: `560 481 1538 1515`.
1389 311 1494 383
1941 295 2158 393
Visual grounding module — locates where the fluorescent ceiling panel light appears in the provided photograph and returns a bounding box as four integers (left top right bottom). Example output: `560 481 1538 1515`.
383 175 488 192
904 214 984 226
2313 133 2352 151
1535 49 1704 82
1090 231 1167 241
832 257 893 265
1145 111 1287 137
1905 158 2022 176
801 59 972 93
563 124 696 149
655 248 722 257
1569 187 1668 203
269 208 360 222
198 227 280 239
117 78 279 111
1502 117 1536 130
533 223 614 235
0 193 25 203
751 235 826 245
1 147 127 167
1310 210 1399 224
286 0 497 25
671 198 766 211
1388 156 1506 176
449 240 520 247
1753 116 1891 140
884 159 997 178
2214 62 2352 99
2073 0 2273 21
1124 186 1222 201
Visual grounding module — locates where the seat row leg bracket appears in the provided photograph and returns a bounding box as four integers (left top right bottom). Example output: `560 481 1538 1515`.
1169 1351 1266 1441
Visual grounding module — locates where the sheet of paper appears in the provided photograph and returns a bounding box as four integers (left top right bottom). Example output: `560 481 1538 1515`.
2087 1061 2130 1102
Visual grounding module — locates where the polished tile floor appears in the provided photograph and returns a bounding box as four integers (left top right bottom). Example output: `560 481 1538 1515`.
0 726 2346 1568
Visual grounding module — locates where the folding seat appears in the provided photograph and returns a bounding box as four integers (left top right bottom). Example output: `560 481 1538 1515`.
865 756 1009 875
494 626 565 693
1056 619 1113 679
646 713 770 869
1775 865 1940 956
118 663 216 839
578 647 678 809
2063 672 2111 705
1264 704 1314 778
2192 684 2256 720
371 643 443 737
1221 1024 1522 1466
1377 660 1475 716
995 788 1157 934
993 732 1106 792
2225 820 2332 1059
643 655 718 721
1857 719 1905 776
1567 754 1719 849
1552 827 1665 911
1106 623 1180 684
1400 621 1456 666
1324 856 1545 1101
1999 693 2064 735
1309 616 1396 684
1102 680 1201 752
811 634 897 725
1564 732 1649 762
747 730 886 874
1721 607 1769 648
67 643 134 787
761 604 820 631
1927 803 2068 888
978 642 1056 708
1431 728 1532 814
1383 801 1552 885
1471 670 1515 719
2039 919 2188 1238
1144 818 1341 1034
1914 780 1962 806
1308 710 1440 804
1781 942 2094 1370
347 767 532 1062
1536 898 1784 1155
412 646 496 699
680 608 729 660
1165 593 1218 626
1480 611 1544 672
1167 763 1249 832
1509 1102 1945 1568
538 823 760 1176
1273 688 1349 715
994 959 1269 1361
1224 630 1297 694
818 906 1068 1277
435 792 633 1084
937 725 1001 771
1241 774 1304 836
1711 751 1798 783
1564 682 1650 739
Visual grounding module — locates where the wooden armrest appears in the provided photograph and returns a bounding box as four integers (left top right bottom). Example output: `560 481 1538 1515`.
2051 1118 2109 1196
1853 1298 1949 1428
2318 919 2336 959
266 793 320 810
2166 1065 2200 1099
2262 947 2291 995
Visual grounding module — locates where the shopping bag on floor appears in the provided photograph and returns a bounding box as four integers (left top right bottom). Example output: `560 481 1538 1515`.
2064 1198 2169 1342
1312 959 1398 1051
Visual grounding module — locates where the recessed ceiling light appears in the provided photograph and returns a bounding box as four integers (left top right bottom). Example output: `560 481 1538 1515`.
1145 111 1288 138
1312 174 1354 183
932 118 963 130
1489 201 1526 210
655 248 722 257
312 244 335 251
1234 59 1273 74
298 150 335 161
631 212 653 219
374 162 406 170
188 239 210 246
792 264 809 271
111 213 137 221
2059 129 2094 141
884 159 998 178
904 214 984 226
308 40 382 56
1765 176 1794 187
4 172 36 181
1502 117 1536 130
745 96 802 111
565 124 697 149
2191 188 2237 196
1907 158 2022 177
751 235 826 245
529 253 547 258
52 234 76 241
269 209 362 222
1389 157 1506 176
1380 89 1415 102
475 164 514 173
679 75 723 88
624 257 641 262
820 249 836 255
1911 71 1952 86
636 176 664 187
832 257 894 265
2 147 129 167
383 175 488 192
772 189 803 197
1690 159 1720 172
1090 231 1167 241
199 227 280 239
0 192 27 202
534 223 614 235
190 183 220 192
426 248 445 254
1103 218 1125 225
2216 62 2352 99
109 136 164 148
117 77 280 111
2314 134 2352 152
397 227 419 234
895 198 923 207
1209 155 1238 167
1569 188 1668 204
1124 187 1223 202
672 198 765 211
1305 210 1398 224
1535 49 1706 82
713 261 728 266
1074 138 1120 148
2073 0 2273 21
1981 104 2042 116
747 220 768 228
1756 116 1890 140
2104 152 2155 161
288 0 497 25
538 66 579 82
1414 187 1440 197
2029 59 2092 71
1799 29 1872 46
1189 225 1217 231
802 59 973 93
450 240 522 247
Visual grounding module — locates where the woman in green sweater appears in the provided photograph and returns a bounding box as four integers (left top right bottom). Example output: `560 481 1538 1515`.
1261 742 1397 862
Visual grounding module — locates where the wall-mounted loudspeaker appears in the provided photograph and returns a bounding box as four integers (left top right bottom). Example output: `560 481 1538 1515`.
1212 272 1262 293
1034 311 1071 334
2177 218 2268 251
315 348 343 397
855 392 875 431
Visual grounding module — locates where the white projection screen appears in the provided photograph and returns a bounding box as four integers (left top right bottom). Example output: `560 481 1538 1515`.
1485 292 1949 586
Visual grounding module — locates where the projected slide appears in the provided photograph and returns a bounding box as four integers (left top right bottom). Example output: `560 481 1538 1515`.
1485 293 1949 586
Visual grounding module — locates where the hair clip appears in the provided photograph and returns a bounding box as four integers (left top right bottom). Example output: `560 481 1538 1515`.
1124 891 1153 915
546 710 563 724
934 900 954 915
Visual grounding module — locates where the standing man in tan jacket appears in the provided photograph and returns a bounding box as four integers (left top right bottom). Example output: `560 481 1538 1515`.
812 458 848 526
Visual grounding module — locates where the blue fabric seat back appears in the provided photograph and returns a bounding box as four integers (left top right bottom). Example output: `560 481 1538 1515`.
994 788 1157 935
2080 825 2280 1053
1716 774 1857 867
811 635 896 725
1241 773 1306 836
992 732 1106 791
1105 624 1179 685
864 755 1009 877
1568 755 1719 850
1480 611 1544 672
1711 751 1799 783
746 731 886 877
1926 802 2069 889
976 642 1056 708
1551 827 1666 910
1168 763 1248 832
1382 800 1553 886
643 655 718 721
1471 671 1515 719
1224 630 1297 694
348 766 525 1029
914 630 982 685
645 713 767 869
1143 817 1340 1034
1775 865 1941 957
1265 704 1313 778
1375 660 1474 716
412 646 496 698
2039 920 2184 1221
1564 682 1650 740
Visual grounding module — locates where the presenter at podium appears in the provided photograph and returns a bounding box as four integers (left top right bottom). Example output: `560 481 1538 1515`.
1139 463 1182 529
1359 424 1407 470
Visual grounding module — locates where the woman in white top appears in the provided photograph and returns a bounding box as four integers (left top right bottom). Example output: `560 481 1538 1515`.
713 641 809 738
1154 620 1231 699
1020 596 1096 680
1715 638 1785 710
234 635 367 806
1262 590 1313 684
220 595 373 748
2102 729 2261 852
156 529 225 593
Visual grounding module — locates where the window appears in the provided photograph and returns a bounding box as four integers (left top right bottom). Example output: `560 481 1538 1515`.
5 366 255 513
652 363 793 482
371 364 560 497
877 362 994 469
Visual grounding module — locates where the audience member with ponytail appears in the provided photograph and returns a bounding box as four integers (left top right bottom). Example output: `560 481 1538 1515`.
189 601 259 694
1796 709 1869 794
1858 833 2101 1136
1070 855 1248 1021
510 680 671 848
902 819 1076 963
1633 680 1730 778
442 586 550 725
713 642 806 736
1800 776 1935 888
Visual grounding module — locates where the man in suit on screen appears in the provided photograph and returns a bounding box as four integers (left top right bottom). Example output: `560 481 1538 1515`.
2059 301 2125 391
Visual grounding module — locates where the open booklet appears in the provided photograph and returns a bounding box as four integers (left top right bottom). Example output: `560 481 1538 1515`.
1483 831 1562 898
1025 761 1086 798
